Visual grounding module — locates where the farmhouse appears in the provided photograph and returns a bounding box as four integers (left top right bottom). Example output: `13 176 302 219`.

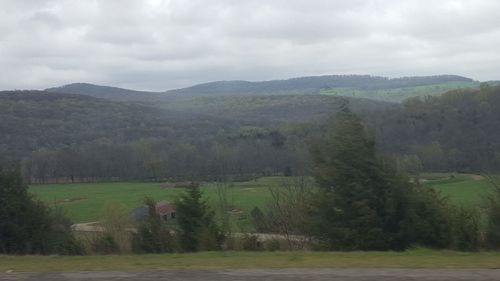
155 201 176 221
131 201 176 222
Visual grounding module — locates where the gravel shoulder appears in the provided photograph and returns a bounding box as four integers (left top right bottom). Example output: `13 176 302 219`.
2 269 500 281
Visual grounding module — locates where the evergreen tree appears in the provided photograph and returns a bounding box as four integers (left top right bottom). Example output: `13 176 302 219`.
311 109 413 250
176 186 224 252
0 169 82 254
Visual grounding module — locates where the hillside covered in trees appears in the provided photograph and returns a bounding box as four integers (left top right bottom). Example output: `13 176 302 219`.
3 90 384 182
1 77 499 183
372 85 500 172
47 74 478 103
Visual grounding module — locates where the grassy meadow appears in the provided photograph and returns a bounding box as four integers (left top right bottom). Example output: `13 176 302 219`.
421 173 495 206
29 177 284 231
28 174 495 230
319 81 479 102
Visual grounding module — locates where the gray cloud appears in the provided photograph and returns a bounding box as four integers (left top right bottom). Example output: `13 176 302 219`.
0 0 499 91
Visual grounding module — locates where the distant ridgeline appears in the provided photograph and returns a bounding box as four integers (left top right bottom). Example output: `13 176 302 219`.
47 74 478 102
165 74 476 98
1 74 498 183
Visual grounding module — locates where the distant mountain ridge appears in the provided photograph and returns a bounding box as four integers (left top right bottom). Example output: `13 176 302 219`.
46 83 163 101
165 74 475 96
46 74 479 102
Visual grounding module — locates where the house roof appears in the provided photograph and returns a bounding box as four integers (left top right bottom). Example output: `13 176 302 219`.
155 201 176 215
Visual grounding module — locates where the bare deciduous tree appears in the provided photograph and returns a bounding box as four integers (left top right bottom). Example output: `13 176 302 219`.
268 177 316 250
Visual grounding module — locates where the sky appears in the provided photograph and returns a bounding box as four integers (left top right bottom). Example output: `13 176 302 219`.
1 0 500 91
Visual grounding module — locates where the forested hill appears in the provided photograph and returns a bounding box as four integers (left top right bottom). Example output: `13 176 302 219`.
166 74 474 96
371 84 500 172
0 90 237 167
156 94 394 125
46 83 164 102
46 75 479 103
2 90 388 181
3 85 500 182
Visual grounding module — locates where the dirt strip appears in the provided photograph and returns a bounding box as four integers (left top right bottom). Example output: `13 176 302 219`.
1 268 500 281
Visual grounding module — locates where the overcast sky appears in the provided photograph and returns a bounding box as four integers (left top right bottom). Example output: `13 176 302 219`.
1 0 500 91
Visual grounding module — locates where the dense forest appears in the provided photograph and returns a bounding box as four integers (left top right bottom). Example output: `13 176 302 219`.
0 89 391 183
165 74 475 96
372 84 500 173
1 76 499 183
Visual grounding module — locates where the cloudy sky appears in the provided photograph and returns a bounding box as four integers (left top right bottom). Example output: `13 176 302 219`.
1 0 500 91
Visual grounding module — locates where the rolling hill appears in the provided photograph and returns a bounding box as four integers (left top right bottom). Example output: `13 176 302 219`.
165 74 477 99
46 74 480 103
45 83 164 102
3 75 498 182
0 90 236 166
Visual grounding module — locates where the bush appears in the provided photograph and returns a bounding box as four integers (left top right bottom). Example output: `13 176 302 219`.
100 203 133 254
250 207 269 233
485 180 500 249
265 238 281 251
450 206 480 251
132 198 176 253
400 187 453 249
91 233 120 255
46 207 84 255
242 234 262 251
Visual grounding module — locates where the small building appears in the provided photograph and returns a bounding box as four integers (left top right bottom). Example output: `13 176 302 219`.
131 201 176 222
155 201 176 221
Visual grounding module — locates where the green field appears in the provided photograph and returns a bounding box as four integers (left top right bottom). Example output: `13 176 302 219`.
29 177 284 231
421 173 495 206
28 174 495 230
2 249 500 272
320 81 479 102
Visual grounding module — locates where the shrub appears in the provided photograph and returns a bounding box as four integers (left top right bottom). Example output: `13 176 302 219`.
485 179 500 249
250 207 269 233
400 187 453 249
91 233 120 255
132 198 176 253
265 238 281 251
242 234 261 251
100 203 133 254
46 207 84 255
450 206 480 251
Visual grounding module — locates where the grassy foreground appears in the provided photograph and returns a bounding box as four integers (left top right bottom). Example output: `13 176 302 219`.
2 250 500 272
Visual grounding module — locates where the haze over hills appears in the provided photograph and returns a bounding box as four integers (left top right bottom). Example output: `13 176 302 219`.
46 74 480 103
3 73 499 182
3 78 500 182
165 74 476 96
0 90 240 167
45 83 164 102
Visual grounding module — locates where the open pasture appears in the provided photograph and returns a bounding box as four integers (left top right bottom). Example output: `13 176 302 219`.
29 174 495 230
29 177 284 230
421 173 495 206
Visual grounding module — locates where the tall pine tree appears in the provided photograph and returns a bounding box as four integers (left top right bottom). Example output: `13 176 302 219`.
176 186 224 252
311 108 411 250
